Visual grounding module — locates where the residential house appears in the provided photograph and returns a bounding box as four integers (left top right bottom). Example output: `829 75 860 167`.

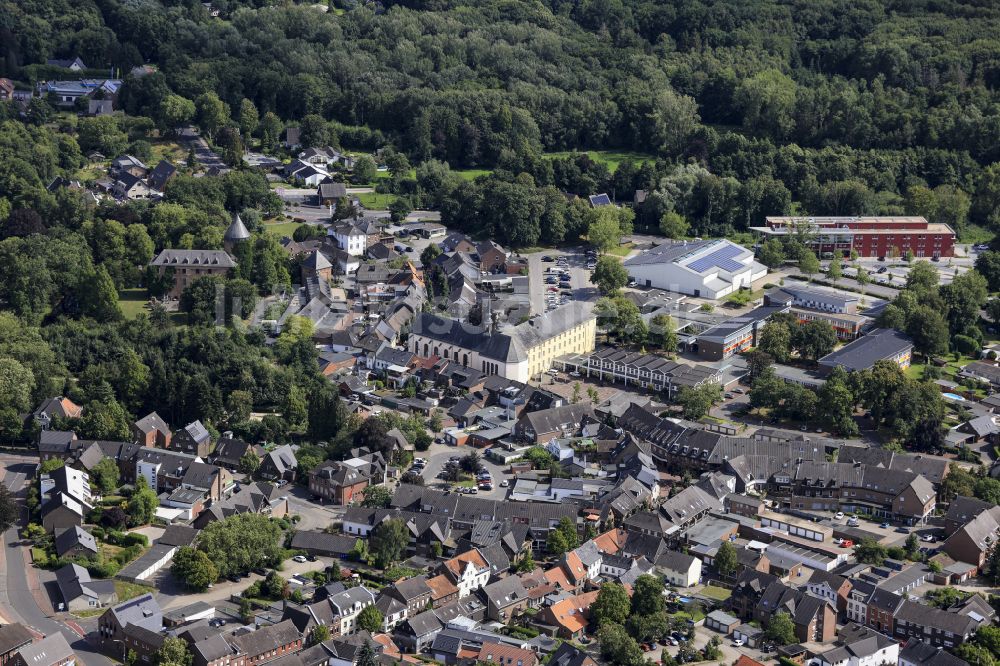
941 505 1000 572
0 78 14 101
308 456 382 505
210 436 263 471
47 57 87 70
33 396 83 430
331 222 367 257
230 620 303 665
133 412 171 448
898 639 971 666
122 624 165 664
476 643 538 666
893 600 983 648
538 590 600 640
259 445 298 481
302 250 333 283
656 549 702 588
812 624 898 666
9 634 75 666
943 496 995 536
98 594 163 648
189 635 246 666
394 611 444 653
41 493 86 532
192 482 289 528
804 570 852 616
753 581 836 643
0 625 34 666
172 420 213 457
440 550 491 598
514 403 595 444
54 525 98 558
147 160 177 191
482 577 530 623
864 588 902 635
547 643 597 666
387 576 433 618
327 587 378 637
55 563 117 612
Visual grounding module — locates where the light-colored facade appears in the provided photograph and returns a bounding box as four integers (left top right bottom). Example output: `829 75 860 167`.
409 302 596 383
332 224 367 256
624 239 766 299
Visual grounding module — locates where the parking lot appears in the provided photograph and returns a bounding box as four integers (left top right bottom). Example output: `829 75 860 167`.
525 247 600 315
414 441 513 499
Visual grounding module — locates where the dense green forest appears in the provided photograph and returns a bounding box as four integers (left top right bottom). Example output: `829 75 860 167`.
3 0 1000 245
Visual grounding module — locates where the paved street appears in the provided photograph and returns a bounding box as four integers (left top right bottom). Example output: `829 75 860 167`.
179 127 227 172
0 454 113 666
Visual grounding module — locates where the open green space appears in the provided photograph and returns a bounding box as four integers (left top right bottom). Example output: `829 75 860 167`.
118 288 150 319
357 192 399 209
454 168 492 181
544 149 656 171
699 585 732 602
263 221 304 238
606 243 634 257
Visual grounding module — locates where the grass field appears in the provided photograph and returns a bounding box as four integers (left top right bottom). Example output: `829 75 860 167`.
700 585 732 602
263 221 303 238
115 580 154 602
118 288 150 319
606 243 634 257
544 149 656 171
149 140 187 166
357 192 398 210
454 168 492 181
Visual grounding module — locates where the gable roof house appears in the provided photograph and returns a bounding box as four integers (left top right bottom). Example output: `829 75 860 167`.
98 594 163 647
230 620 303 665
482 576 530 623
41 492 86 533
146 159 177 191
54 525 98 558
893 599 984 648
55 562 117 612
513 403 595 444
33 396 83 430
538 590 601 640
260 445 298 481
440 550 492 599
813 624 898 666
753 581 837 643
941 505 1000 572
9 633 76 666
209 436 263 471
133 412 171 448
171 420 213 457
0 625 35 666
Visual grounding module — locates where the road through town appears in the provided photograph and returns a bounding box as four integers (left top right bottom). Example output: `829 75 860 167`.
0 454 113 666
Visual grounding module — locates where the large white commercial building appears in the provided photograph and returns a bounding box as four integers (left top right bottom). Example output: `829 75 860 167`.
409 301 596 383
623 239 766 299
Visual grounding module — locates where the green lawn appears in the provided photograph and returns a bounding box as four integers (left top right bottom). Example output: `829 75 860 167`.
700 585 732 602
544 149 656 171
454 168 492 181
148 140 187 166
118 288 150 319
958 224 993 245
357 192 398 210
115 580 154 602
606 243 634 257
263 221 303 238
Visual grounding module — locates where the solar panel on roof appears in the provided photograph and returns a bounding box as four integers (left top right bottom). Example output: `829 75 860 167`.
687 244 745 273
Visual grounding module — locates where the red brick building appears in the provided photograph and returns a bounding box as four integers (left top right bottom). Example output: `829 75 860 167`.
756 216 955 259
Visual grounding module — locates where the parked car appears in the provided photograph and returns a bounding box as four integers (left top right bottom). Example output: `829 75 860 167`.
293 555 307 563
921 534 936 542
840 539 854 548
895 526 909 534
732 638 745 647
847 516 860 527
542 256 554 262
880 522 890 529
499 480 509 487
835 511 845 520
